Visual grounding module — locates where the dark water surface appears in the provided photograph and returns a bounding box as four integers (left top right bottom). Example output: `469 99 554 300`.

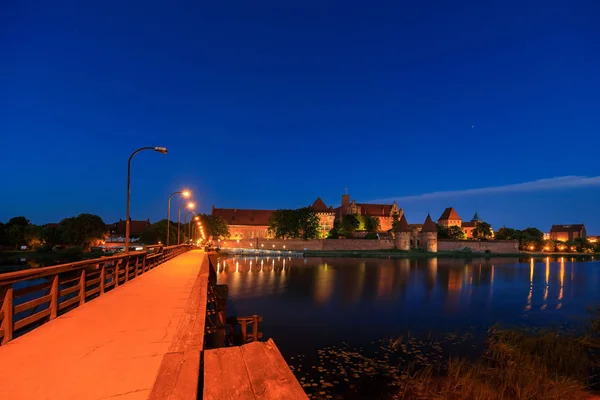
218 256 600 357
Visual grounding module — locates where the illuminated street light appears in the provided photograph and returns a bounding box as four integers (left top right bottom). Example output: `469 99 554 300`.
125 146 167 253
178 202 195 245
167 190 191 247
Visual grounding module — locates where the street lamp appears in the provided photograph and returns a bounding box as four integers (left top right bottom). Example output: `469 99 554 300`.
167 190 190 247
125 146 167 253
178 202 195 245
184 211 196 243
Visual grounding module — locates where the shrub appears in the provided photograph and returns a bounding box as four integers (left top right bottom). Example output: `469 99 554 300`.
365 233 378 240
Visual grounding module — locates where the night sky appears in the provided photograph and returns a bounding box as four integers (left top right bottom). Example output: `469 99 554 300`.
2 1 599 232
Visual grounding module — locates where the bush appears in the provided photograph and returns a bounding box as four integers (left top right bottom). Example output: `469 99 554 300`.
365 233 379 240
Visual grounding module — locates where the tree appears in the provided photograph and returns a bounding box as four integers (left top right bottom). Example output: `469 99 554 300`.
296 207 320 240
447 225 466 240
473 221 493 239
139 219 175 245
521 227 544 242
340 214 360 238
40 225 63 248
199 214 230 240
436 224 450 239
269 209 300 239
59 214 107 248
495 227 521 241
6 216 31 249
268 208 320 240
364 216 381 233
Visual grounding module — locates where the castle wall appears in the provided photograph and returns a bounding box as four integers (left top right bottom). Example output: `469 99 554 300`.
421 232 438 252
395 232 411 250
219 238 520 254
437 240 518 253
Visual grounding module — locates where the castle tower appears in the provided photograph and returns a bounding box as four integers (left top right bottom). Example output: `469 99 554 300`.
394 214 411 251
420 214 438 252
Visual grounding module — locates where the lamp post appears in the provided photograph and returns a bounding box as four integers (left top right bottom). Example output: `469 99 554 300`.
178 202 195 245
191 215 200 239
126 146 167 253
167 190 190 246
183 211 196 244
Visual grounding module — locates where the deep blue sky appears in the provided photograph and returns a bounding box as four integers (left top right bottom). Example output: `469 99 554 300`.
1 0 599 232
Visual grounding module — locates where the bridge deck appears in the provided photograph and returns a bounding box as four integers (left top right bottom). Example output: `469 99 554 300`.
0 250 206 400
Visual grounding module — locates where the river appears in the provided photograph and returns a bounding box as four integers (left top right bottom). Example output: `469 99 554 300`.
217 255 600 357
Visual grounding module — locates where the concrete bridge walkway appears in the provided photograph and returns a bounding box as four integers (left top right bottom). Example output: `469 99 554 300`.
0 250 206 400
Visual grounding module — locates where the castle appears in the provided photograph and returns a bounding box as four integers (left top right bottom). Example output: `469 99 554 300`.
212 191 439 252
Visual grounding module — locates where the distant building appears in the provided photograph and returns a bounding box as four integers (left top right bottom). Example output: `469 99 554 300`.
550 224 587 242
461 212 482 239
437 208 462 228
437 209 487 239
309 198 336 237
335 192 401 232
211 207 274 240
588 236 598 244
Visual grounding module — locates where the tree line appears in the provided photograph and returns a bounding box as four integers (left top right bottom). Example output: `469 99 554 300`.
0 214 106 250
138 214 230 245
496 227 599 253
0 213 231 250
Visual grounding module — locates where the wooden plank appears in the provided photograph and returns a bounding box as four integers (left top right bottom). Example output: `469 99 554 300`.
0 309 4 321
168 256 209 353
58 296 80 311
14 294 51 314
13 281 51 298
0 327 3 339
85 277 101 287
147 350 201 400
240 339 308 399
203 347 255 400
14 308 51 331
59 285 80 297
85 287 100 297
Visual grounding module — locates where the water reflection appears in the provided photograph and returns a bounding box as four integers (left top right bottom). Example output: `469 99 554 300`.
217 256 600 356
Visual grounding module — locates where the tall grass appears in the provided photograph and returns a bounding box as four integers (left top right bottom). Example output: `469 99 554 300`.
396 326 600 400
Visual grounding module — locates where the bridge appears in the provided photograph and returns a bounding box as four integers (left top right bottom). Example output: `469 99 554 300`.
0 246 306 400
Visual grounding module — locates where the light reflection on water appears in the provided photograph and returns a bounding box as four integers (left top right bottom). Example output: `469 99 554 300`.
217 256 600 356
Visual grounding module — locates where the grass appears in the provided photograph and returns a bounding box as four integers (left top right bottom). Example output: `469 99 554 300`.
396 326 600 400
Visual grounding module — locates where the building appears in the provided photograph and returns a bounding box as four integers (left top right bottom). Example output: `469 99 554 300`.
461 212 482 239
335 192 402 232
437 207 462 228
309 198 336 237
211 207 274 240
550 224 587 242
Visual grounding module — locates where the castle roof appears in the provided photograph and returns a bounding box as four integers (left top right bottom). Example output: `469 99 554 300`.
310 197 332 213
212 208 273 226
550 224 586 233
438 207 461 221
395 214 411 232
471 212 481 222
421 214 437 233
357 203 393 217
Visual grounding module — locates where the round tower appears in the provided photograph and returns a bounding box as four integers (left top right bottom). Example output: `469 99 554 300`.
394 214 412 251
420 214 438 252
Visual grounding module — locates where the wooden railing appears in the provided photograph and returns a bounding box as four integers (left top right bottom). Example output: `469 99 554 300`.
0 245 190 345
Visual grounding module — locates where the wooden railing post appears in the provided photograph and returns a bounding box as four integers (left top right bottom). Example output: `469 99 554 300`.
142 255 147 273
1 287 13 344
134 255 140 277
79 269 86 306
252 314 258 343
100 263 106 295
115 260 120 287
125 258 130 282
49 275 59 320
